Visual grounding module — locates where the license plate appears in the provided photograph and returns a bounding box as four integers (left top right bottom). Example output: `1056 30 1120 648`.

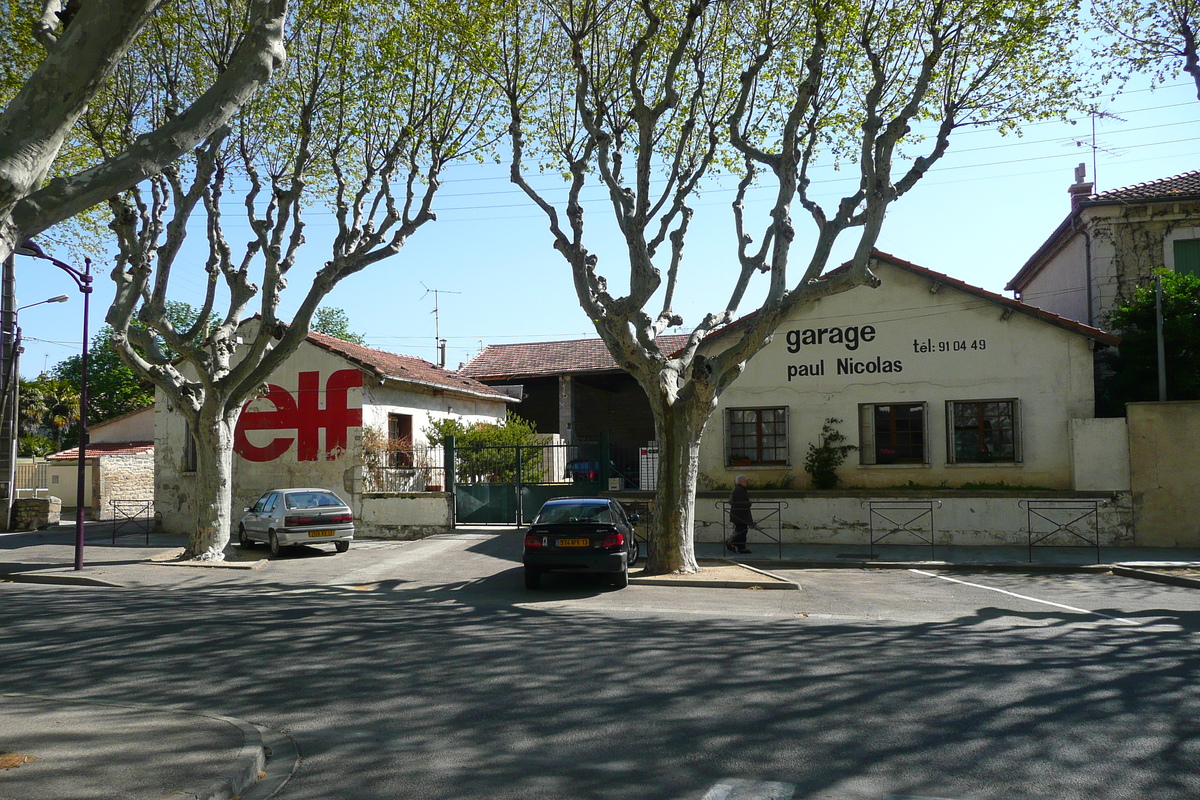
557 538 589 547
308 530 335 538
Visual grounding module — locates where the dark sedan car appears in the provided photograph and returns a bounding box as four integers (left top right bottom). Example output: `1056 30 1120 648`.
522 497 640 590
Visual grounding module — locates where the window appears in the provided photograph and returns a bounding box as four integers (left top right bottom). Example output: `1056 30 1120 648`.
726 407 789 466
183 429 197 473
388 413 414 467
859 403 927 465
947 400 1020 463
1174 239 1200 276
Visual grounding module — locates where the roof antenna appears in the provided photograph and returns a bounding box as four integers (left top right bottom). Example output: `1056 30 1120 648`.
421 283 460 368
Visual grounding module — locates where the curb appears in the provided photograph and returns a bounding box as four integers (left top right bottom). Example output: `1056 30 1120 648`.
2 694 268 800
0 569 125 587
630 560 799 590
1112 565 1200 589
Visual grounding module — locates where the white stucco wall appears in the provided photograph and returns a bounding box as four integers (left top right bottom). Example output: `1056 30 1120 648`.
698 259 1102 492
156 336 508 537
1017 234 1091 323
89 407 154 444
1070 418 1130 491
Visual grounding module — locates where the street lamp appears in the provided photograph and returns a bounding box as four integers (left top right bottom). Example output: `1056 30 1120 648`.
13 241 92 571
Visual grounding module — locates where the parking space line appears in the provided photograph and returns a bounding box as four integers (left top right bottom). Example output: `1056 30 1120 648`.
909 569 1141 626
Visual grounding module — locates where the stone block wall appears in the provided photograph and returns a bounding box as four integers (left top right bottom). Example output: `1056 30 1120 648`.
97 453 154 521
11 497 61 531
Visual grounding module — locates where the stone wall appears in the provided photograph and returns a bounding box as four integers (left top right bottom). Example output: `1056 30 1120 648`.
1128 400 1200 547
97 453 154 521
11 496 61 531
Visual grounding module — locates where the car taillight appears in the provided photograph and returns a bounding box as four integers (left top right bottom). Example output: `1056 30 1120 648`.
525 534 544 548
588 469 597 479
328 513 353 523
601 532 625 548
285 515 315 527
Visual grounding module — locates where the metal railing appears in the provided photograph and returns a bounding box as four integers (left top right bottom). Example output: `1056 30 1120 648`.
364 446 446 493
1020 498 1106 564
108 499 153 544
717 500 788 559
863 500 942 560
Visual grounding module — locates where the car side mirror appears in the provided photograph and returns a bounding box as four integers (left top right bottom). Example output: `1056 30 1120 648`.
243 507 250 513
628 514 640 523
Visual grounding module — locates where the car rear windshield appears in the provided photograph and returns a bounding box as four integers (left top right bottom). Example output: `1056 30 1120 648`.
536 504 613 524
284 492 345 510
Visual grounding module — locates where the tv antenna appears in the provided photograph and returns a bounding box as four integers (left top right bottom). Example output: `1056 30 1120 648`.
1061 109 1127 191
421 283 460 367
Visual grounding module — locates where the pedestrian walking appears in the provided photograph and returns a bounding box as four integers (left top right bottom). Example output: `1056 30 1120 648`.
728 474 753 554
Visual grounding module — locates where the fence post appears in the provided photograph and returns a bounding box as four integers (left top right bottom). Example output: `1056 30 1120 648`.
599 431 611 490
444 436 456 497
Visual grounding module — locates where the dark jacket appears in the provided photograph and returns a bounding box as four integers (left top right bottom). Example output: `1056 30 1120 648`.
730 483 753 526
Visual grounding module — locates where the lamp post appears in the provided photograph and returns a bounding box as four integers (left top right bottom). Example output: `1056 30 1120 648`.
1 294 70 524
13 241 92 571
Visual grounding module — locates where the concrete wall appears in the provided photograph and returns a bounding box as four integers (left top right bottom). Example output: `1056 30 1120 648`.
356 492 454 539
689 490 1133 548
698 258 1101 492
89 407 154 444
1070 418 1131 491
1128 401 1200 547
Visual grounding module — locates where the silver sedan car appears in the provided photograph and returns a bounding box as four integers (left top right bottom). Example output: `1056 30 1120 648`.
238 488 355 556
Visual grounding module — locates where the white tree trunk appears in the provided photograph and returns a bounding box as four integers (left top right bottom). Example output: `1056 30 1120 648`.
188 410 237 561
645 398 709 575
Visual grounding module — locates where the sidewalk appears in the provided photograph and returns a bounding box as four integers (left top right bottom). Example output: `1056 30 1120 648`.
0 694 295 800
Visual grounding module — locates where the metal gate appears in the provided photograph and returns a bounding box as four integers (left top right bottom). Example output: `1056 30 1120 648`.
451 439 603 525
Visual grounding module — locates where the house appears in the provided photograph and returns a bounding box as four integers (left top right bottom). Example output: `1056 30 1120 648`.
461 251 1132 545
460 334 689 453
45 405 155 520
156 328 513 538
1006 166 1200 327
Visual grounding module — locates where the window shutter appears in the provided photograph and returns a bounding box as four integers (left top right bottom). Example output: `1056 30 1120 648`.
1174 239 1200 276
858 404 875 465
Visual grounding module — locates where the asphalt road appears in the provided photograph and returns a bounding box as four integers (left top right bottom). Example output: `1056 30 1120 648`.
2 528 1199 800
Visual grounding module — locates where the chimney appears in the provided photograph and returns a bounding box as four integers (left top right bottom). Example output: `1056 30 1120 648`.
1069 163 1094 209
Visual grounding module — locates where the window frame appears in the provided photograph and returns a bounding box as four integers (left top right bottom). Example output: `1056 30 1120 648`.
858 402 929 466
724 406 790 467
946 399 1022 464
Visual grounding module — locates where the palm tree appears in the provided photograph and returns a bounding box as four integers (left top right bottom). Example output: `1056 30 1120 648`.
20 378 80 451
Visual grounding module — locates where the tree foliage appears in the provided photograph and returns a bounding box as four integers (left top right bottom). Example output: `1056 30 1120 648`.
1093 0 1200 99
312 307 366 345
0 0 288 262
425 413 548 483
1100 270 1200 412
484 0 1088 574
100 0 502 559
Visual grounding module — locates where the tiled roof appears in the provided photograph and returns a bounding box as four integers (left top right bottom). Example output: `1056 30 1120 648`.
1008 170 1200 291
306 331 513 401
48 442 154 460
1086 170 1200 204
706 250 1120 347
460 334 691 380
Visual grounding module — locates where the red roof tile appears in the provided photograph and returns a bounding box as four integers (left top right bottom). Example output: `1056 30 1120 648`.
1087 170 1200 204
48 442 154 460
306 331 513 400
460 335 691 380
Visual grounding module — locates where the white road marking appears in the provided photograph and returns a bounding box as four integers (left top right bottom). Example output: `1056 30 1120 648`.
909 569 1141 625
701 779 795 800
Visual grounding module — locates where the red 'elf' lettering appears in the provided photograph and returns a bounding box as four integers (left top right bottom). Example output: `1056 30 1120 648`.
234 369 364 462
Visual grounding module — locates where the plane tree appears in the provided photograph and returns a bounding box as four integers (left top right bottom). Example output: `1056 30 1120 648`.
0 0 288 263
102 0 502 559
491 0 1086 574
1093 0 1199 99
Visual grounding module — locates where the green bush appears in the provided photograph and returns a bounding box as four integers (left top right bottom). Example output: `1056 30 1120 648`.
803 418 856 489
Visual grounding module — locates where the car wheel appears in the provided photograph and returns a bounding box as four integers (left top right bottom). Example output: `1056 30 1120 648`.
238 525 252 548
610 567 629 590
524 568 541 590
335 540 350 553
627 538 639 568
269 531 281 557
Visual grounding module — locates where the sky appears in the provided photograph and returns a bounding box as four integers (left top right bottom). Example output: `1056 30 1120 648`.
13 75 1197 381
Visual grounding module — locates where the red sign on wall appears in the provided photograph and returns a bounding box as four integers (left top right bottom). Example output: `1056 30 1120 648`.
234 369 364 462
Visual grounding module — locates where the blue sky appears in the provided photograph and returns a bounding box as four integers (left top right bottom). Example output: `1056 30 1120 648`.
16 77 1197 379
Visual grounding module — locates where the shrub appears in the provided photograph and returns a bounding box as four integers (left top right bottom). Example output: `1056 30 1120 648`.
803 418 856 489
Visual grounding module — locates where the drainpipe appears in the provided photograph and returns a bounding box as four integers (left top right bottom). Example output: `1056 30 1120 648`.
1071 215 1095 328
